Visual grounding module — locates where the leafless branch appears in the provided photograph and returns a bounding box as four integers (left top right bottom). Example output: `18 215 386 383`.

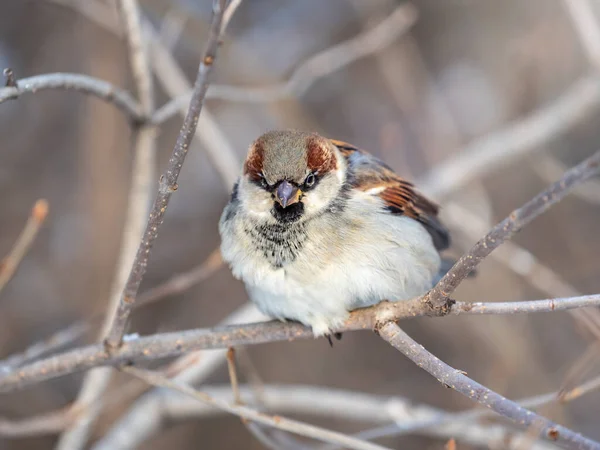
103 0 227 349
0 245 223 370
563 0 600 72
2 293 599 393
378 323 600 450
0 322 87 371
56 0 158 444
345 369 600 446
147 25 240 189
121 366 391 450
422 150 600 311
0 407 74 438
533 154 600 205
419 76 600 198
0 73 144 122
221 0 244 34
151 3 418 123
0 199 48 294
103 383 583 450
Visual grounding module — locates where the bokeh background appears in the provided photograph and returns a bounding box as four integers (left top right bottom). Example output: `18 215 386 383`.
1 0 600 449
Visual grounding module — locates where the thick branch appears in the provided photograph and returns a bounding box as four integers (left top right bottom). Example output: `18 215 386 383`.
0 73 144 122
423 150 600 311
1 294 599 393
378 323 600 450
103 0 227 349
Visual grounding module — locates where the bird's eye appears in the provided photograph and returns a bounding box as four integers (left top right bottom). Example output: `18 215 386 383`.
304 172 316 189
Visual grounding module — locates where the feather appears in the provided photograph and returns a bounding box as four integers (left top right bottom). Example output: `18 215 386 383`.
331 139 450 251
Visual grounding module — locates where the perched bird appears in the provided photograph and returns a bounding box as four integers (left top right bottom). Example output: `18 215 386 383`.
219 130 450 339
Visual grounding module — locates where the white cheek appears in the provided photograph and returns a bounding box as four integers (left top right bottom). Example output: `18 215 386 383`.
239 182 274 218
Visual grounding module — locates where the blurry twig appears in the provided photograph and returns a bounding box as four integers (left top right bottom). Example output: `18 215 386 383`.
56 0 158 447
221 0 244 34
47 0 121 35
0 199 48 295
344 370 600 447
563 0 600 72
0 407 75 438
378 323 600 450
147 24 240 189
533 154 600 205
419 76 600 198
121 366 391 450
151 3 418 123
0 247 223 370
423 150 600 311
0 73 144 122
103 0 227 349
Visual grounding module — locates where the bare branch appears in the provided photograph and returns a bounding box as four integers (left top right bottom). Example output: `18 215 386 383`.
378 323 600 450
0 247 222 371
0 322 87 371
0 199 48 294
147 26 240 189
102 383 579 450
221 0 244 34
533 154 600 205
56 1 159 447
562 0 600 72
103 0 228 349
1 293 600 392
121 366 391 450
0 407 74 438
419 76 600 198
118 0 154 114
422 150 600 311
151 3 418 123
0 73 144 122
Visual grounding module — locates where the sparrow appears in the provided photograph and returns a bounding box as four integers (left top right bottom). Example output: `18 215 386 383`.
219 130 450 338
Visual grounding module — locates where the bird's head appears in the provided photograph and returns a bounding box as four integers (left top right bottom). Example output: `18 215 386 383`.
238 130 346 223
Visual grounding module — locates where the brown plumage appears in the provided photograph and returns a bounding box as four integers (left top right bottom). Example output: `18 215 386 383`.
331 139 450 251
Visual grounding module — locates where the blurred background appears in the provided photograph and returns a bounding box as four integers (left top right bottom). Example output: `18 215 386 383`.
1 0 600 449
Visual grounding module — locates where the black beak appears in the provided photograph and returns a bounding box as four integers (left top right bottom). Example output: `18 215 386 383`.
275 181 301 208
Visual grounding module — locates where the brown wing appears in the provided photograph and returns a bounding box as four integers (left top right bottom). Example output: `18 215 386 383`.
330 139 450 251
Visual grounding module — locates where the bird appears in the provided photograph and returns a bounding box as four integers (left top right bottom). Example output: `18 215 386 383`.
219 130 450 340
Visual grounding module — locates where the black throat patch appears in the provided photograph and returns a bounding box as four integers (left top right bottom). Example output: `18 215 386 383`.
244 220 308 268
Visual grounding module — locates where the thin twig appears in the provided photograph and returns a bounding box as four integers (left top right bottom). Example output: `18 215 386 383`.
341 370 600 447
121 366 391 450
151 3 418 123
103 0 227 349
562 0 600 72
0 322 87 371
55 1 158 447
117 383 577 450
533 154 600 205
422 150 600 312
138 246 223 305
221 0 244 34
419 76 600 198
147 23 241 189
0 407 75 438
2 294 600 392
0 73 144 122
378 323 600 450
0 246 223 369
0 199 48 294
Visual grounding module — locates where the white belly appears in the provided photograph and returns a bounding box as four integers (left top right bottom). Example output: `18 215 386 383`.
221 201 441 336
